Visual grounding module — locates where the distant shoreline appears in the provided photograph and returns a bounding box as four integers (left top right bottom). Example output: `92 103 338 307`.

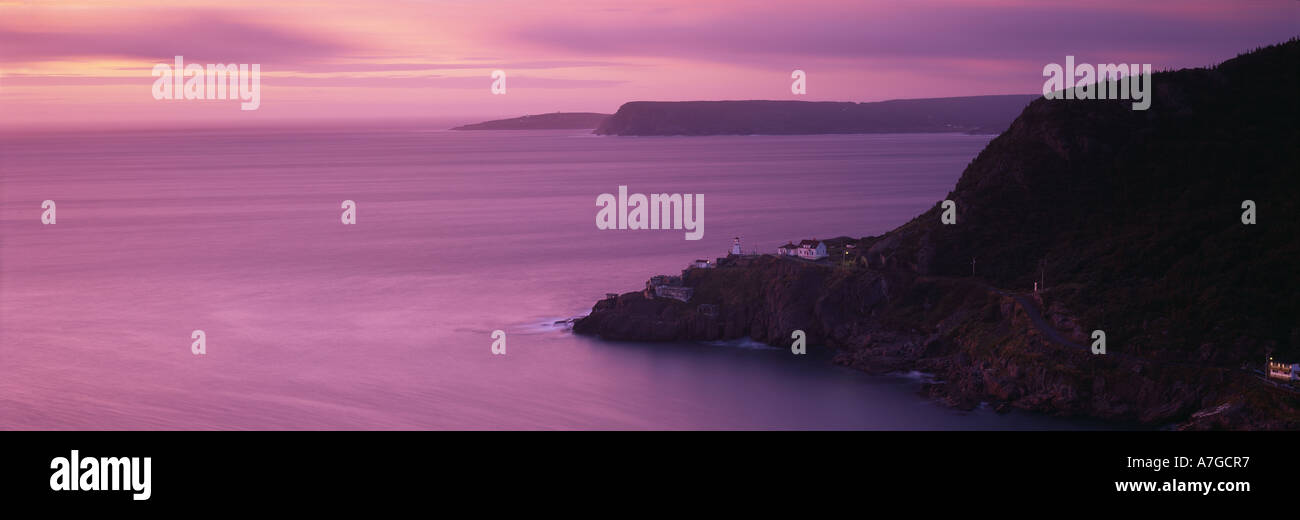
594 95 1037 136
451 112 610 130
450 94 1037 136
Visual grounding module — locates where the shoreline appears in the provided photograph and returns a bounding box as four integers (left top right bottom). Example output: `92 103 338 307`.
572 249 1297 430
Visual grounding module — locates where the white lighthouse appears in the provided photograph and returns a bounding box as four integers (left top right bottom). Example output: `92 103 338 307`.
730 237 742 256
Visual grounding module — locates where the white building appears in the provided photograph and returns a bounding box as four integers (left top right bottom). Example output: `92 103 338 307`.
798 240 828 260
778 239 827 260
690 259 712 269
730 237 742 256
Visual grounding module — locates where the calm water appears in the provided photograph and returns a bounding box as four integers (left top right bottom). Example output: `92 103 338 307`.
0 125 1095 429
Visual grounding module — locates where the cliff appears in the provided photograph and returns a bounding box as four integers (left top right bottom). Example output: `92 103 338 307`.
593 95 1038 136
452 112 610 130
574 39 1300 429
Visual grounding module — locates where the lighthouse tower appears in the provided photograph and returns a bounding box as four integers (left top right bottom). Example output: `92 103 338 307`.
730 237 742 256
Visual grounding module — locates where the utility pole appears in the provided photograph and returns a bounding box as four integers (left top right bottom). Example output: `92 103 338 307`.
1039 258 1046 292
970 256 976 277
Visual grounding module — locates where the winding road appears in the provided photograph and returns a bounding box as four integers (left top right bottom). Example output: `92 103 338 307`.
987 287 1088 351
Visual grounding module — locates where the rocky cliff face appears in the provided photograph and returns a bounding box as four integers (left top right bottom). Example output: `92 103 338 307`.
575 256 1300 429
575 255 904 347
574 40 1300 429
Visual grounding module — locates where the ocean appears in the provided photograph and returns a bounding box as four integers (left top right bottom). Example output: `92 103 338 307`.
0 125 1099 429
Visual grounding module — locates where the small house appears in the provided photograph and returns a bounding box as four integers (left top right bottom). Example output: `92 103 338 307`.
795 239 828 260
778 239 829 260
1268 360 1299 381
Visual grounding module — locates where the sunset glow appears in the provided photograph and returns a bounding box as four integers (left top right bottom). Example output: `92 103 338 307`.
2 0 1296 127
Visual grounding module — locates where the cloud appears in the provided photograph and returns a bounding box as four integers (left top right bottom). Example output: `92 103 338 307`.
511 1 1300 68
276 60 634 74
0 14 350 65
0 73 627 89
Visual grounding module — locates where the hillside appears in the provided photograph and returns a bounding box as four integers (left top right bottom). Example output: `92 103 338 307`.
874 39 1300 366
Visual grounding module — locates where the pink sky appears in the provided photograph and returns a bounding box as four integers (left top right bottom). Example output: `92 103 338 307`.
1 0 1296 128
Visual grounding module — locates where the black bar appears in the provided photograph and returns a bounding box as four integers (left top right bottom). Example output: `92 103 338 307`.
1 431 1290 508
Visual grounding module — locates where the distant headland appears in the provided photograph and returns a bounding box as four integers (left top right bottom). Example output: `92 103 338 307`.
451 94 1038 135
594 95 1039 136
451 112 611 130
